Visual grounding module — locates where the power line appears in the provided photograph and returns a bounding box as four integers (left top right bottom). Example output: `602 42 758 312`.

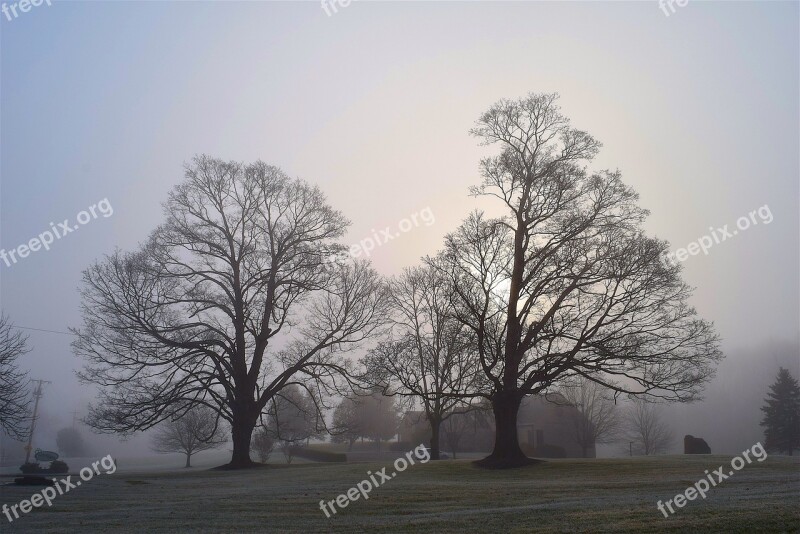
15 326 75 336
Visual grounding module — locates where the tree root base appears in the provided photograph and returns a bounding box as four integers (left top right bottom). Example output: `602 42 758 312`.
212 461 269 471
473 455 544 469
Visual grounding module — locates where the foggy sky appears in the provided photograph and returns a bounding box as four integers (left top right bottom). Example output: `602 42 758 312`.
1 0 797 456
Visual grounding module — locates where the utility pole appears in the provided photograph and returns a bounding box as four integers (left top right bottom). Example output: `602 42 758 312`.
23 379 51 464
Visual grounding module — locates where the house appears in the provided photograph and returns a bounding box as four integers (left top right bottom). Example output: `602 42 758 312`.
517 394 596 458
398 394 595 458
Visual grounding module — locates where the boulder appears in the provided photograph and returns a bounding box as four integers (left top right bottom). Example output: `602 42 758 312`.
684 434 711 454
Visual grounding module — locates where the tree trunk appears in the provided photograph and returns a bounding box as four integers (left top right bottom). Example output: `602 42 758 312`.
228 408 258 468
430 418 441 460
476 391 534 468
185 452 191 468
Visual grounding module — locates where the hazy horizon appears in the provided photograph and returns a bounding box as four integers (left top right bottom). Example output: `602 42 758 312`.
1 0 798 459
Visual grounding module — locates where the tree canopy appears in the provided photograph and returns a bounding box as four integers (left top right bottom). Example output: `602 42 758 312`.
436 93 721 466
75 156 388 467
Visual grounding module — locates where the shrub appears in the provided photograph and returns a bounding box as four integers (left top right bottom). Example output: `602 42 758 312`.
49 460 69 473
20 462 41 474
19 460 70 474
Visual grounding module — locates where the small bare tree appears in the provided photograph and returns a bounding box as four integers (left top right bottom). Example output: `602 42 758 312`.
265 384 319 464
251 426 274 463
441 406 490 459
365 263 484 459
559 376 621 457
331 396 362 451
0 315 30 440
152 406 226 467
360 388 400 451
624 397 673 455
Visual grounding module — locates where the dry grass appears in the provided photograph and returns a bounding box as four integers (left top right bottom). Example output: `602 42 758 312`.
1 455 798 533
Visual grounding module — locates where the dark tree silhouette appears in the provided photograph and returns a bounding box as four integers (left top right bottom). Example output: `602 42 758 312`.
365 262 484 459
0 315 30 440
760 367 800 455
436 93 721 467
56 427 89 457
151 405 226 467
75 156 388 468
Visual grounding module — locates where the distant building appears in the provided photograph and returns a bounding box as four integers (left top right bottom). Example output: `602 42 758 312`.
398 394 595 458
518 394 595 458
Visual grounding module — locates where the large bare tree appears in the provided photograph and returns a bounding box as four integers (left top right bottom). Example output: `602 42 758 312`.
74 156 388 468
437 93 721 467
0 315 30 440
366 263 484 459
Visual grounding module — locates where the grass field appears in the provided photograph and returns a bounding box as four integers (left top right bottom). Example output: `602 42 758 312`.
1 455 798 533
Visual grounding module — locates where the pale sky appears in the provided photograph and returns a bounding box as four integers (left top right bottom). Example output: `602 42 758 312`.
1 0 798 454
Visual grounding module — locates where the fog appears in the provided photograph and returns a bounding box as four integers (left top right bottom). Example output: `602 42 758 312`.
1 0 798 466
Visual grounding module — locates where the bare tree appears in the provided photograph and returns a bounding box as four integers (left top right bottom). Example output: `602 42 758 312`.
330 396 362 451
361 388 400 451
151 405 227 467
436 93 721 467
441 406 490 459
251 425 275 463
559 376 620 457
265 384 319 463
624 397 674 455
366 263 484 459
0 315 30 440
330 389 400 451
75 156 388 468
